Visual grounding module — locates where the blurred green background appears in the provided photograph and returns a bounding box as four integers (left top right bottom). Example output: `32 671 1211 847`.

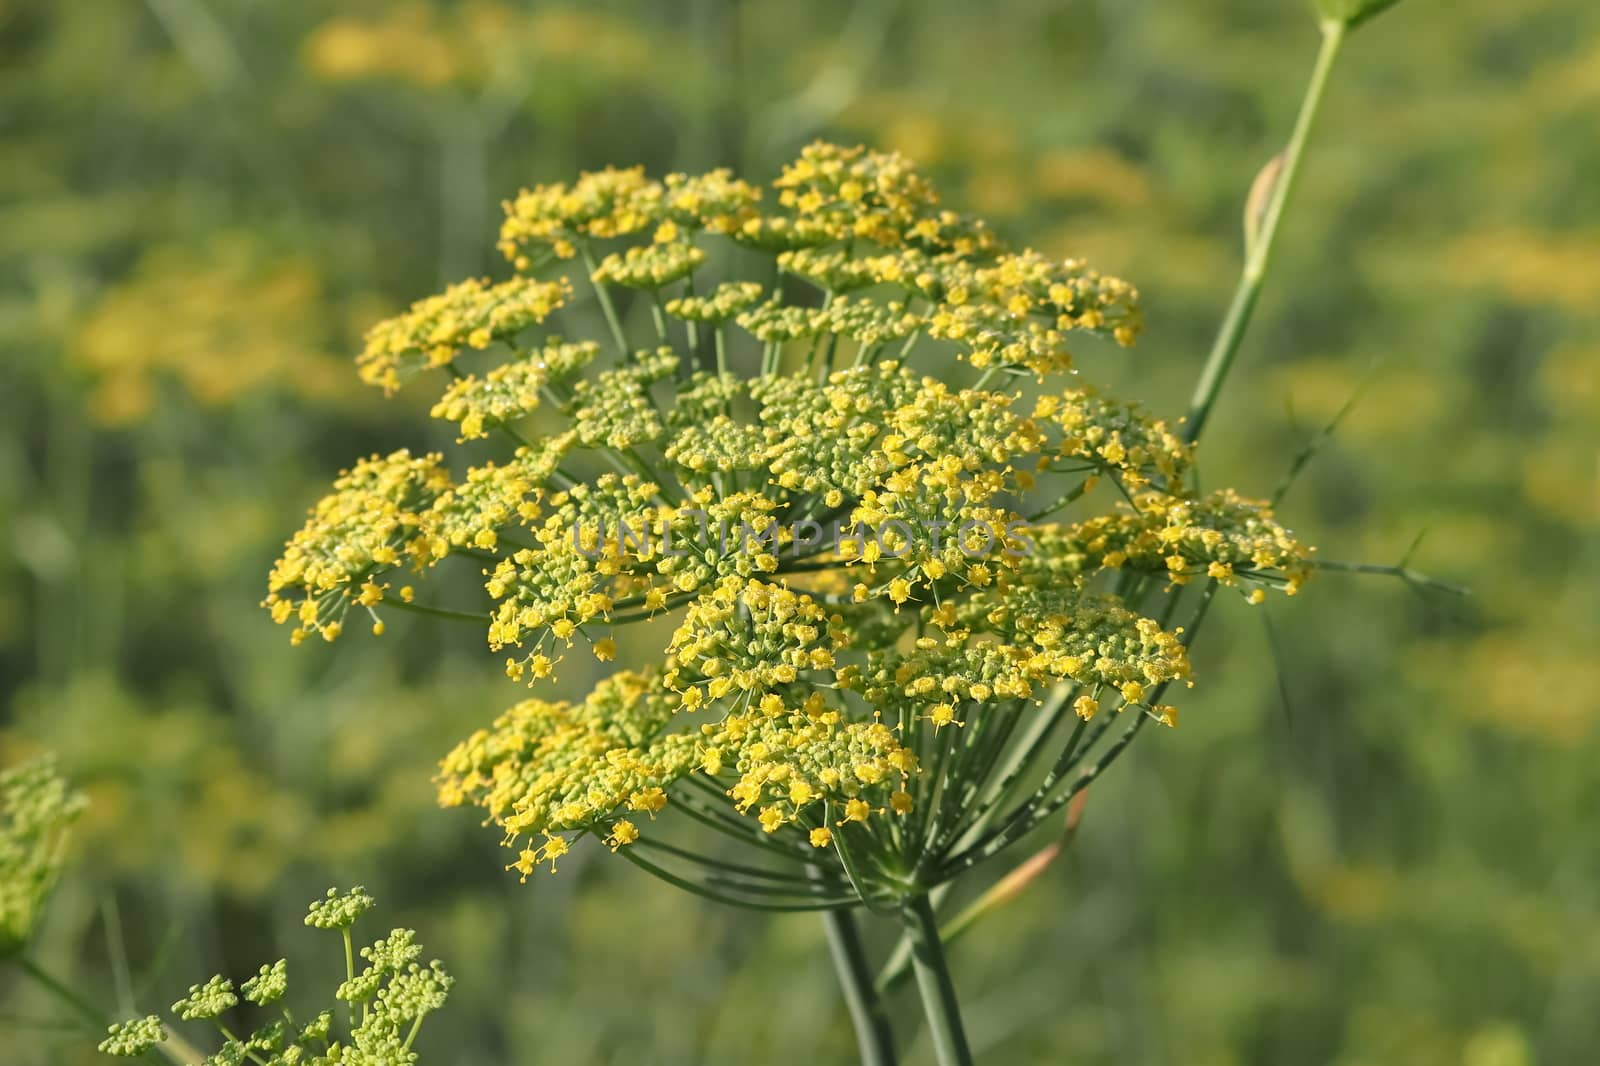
2 1 1596 1063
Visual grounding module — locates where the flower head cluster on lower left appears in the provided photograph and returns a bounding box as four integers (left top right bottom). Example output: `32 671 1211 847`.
99 886 452 1065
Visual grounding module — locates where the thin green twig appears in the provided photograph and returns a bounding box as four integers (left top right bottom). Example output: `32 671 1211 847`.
1184 20 1348 444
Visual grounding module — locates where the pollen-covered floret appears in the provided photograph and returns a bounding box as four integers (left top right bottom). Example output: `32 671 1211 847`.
1036 387 1191 490
846 582 1188 714
752 361 924 497
844 459 1025 595
423 434 575 552
591 241 707 289
667 578 844 699
358 276 570 392
1042 489 1313 596
264 450 452 644
718 691 916 832
436 670 699 862
430 340 597 440
666 415 771 476
665 281 765 323
499 165 664 263
567 348 679 450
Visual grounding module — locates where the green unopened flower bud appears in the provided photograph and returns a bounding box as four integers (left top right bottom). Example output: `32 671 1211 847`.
304 885 375 930
171 974 237 1020
99 1015 166 1057
0 754 87 956
241 958 288 1005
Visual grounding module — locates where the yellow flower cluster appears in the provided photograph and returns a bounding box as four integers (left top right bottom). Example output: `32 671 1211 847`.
666 579 844 704
751 362 924 497
590 241 707 289
844 583 1189 719
740 294 924 349
264 450 453 643
427 437 573 550
1041 490 1313 599
1036 386 1192 490
567 347 679 450
922 251 1143 376
666 370 743 426
888 378 1047 466
483 473 663 653
845 461 1022 598
498 166 660 262
266 142 1315 884
357 276 570 393
437 667 916 859
436 671 695 869
430 339 597 440
664 281 765 323
499 166 760 266
715 691 915 833
767 141 989 254
665 414 770 476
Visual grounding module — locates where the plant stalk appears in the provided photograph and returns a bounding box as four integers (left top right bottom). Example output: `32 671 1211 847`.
819 908 899 1066
1184 19 1347 444
580 245 633 360
900 895 974 1066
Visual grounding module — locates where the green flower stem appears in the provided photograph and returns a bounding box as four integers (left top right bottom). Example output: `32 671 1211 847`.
341 927 359 1030
383 599 492 625
1310 558 1470 596
617 846 856 912
217 1023 270 1066
580 245 633 360
878 795 1086 995
892 329 921 365
943 586 1216 876
14 956 105 1032
402 1013 425 1052
1183 18 1347 444
650 294 670 344
819 906 900 1066
634 835 842 891
900 894 974 1066
831 819 896 915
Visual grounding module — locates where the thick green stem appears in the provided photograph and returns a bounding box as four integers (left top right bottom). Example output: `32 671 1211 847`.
900 895 974 1066
1184 19 1347 444
820 908 899 1066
